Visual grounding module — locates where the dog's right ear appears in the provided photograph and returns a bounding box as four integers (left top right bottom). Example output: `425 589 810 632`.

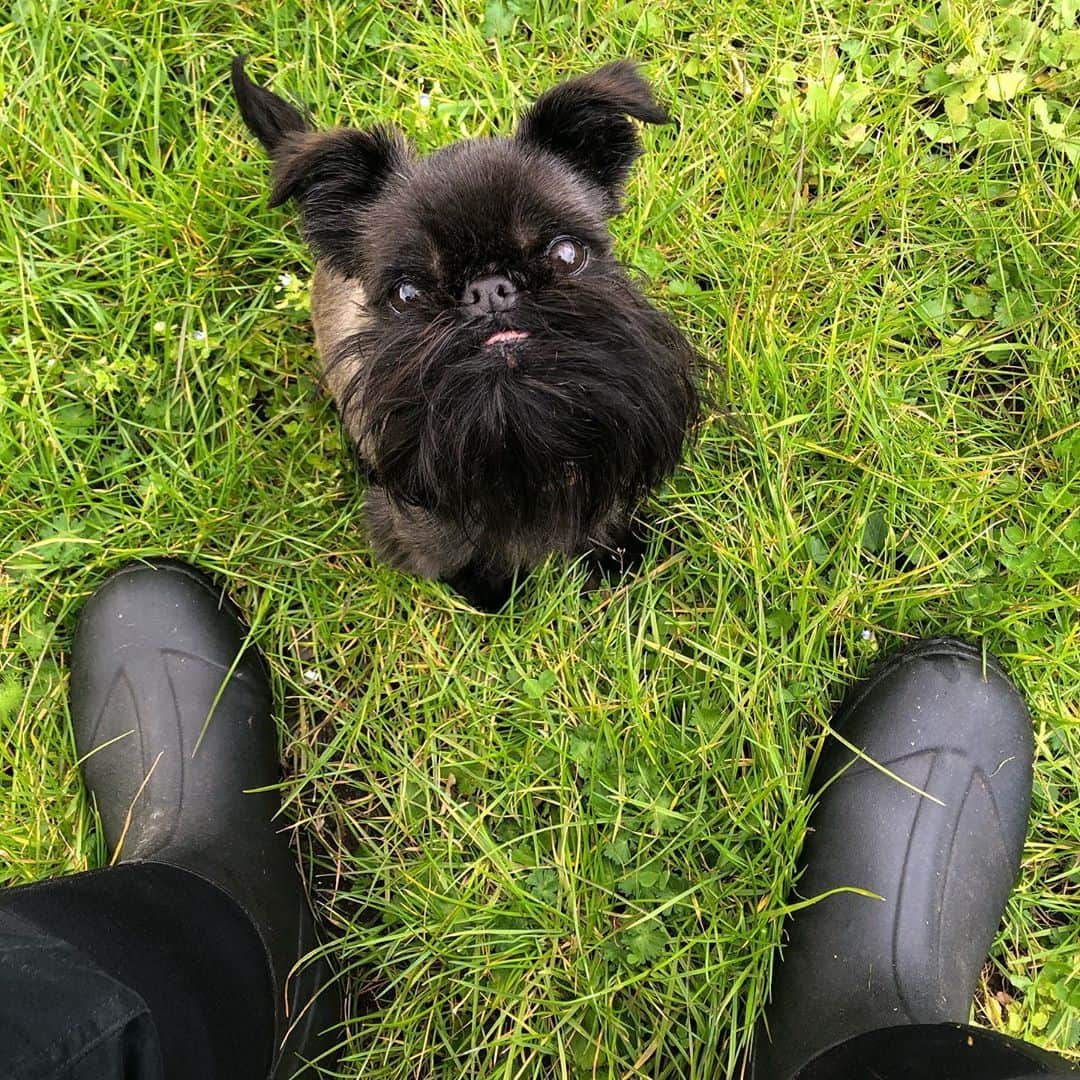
231 55 311 153
231 57 410 278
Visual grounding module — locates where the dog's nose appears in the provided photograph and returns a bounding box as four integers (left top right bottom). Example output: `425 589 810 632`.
461 275 518 317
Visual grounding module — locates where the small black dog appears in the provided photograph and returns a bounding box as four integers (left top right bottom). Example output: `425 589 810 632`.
232 57 701 609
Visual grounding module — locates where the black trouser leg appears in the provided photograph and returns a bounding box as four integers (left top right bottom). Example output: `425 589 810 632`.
796 1022 1079 1080
1 905 161 1079
0 863 274 1080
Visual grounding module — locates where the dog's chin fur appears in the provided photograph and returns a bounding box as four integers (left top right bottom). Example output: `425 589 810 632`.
234 57 705 607
330 272 697 551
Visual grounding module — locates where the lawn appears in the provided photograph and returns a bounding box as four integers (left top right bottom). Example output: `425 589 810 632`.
1 0 1078 1076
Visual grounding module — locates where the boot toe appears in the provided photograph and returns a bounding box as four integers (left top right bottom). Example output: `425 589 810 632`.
70 559 275 857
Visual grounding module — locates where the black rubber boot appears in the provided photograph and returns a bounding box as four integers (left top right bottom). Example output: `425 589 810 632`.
70 559 341 1077
752 638 1034 1080
797 1022 1079 1078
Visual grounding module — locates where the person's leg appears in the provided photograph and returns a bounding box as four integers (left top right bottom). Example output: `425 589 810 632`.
0 560 340 1078
1 906 162 1079
752 637 1075 1080
1 869 270 1079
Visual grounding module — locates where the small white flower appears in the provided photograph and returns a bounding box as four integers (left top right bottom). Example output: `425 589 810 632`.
279 272 293 287
152 320 166 333
302 668 322 685
861 628 874 641
192 329 207 342
418 92 431 109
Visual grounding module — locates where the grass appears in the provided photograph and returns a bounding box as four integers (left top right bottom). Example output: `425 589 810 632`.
2 0 1079 1075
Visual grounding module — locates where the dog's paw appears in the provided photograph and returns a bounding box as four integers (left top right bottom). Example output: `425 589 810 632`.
443 563 516 613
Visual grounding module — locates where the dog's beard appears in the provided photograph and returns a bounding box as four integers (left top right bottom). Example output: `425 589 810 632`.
335 275 699 548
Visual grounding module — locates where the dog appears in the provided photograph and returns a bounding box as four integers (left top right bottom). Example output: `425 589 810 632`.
232 57 701 610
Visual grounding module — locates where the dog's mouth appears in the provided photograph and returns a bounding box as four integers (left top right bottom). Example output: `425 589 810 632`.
483 329 531 348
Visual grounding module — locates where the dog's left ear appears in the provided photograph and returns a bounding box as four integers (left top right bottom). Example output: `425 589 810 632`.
515 61 669 213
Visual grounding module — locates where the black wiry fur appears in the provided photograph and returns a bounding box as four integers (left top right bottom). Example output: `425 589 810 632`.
232 58 703 609
348 272 696 544
266 126 410 279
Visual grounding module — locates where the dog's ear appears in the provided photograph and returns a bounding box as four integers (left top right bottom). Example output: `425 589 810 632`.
265 127 407 211
515 61 669 213
265 127 410 277
231 57 410 278
231 55 311 152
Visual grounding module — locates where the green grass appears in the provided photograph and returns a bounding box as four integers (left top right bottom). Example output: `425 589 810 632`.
2 0 1079 1075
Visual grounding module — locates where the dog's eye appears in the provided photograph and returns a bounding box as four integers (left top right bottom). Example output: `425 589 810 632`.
389 281 421 314
546 237 588 275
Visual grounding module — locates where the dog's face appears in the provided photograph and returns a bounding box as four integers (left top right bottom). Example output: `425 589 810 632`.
234 61 700 544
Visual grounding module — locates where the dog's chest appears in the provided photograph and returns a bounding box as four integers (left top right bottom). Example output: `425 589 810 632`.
310 265 371 444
